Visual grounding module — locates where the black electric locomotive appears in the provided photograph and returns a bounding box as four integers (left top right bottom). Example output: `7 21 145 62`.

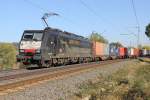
17 27 93 67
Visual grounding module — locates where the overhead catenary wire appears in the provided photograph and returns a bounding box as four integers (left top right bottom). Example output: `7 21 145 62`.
79 0 118 38
23 0 109 34
23 0 136 43
130 0 140 47
79 0 133 38
23 0 81 29
79 0 140 33
80 0 142 47
131 0 140 27
79 0 102 20
24 0 60 28
79 0 116 28
23 0 49 12
24 0 90 35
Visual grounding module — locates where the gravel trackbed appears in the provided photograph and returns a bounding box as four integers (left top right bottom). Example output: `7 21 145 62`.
0 60 135 100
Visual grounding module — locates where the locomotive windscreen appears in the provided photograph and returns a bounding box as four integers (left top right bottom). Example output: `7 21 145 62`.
22 32 43 41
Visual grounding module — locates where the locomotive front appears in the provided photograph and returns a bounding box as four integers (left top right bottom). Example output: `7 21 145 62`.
17 30 44 65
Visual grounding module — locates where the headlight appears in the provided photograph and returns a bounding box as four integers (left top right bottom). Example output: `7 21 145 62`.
36 49 41 53
20 49 24 53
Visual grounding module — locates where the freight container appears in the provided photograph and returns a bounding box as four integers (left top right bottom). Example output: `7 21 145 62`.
147 50 149 56
103 43 109 56
142 49 147 56
147 50 150 56
109 43 119 59
127 47 134 58
92 41 109 60
134 48 139 57
118 47 127 58
139 49 142 57
92 42 104 56
102 43 109 60
125 48 128 57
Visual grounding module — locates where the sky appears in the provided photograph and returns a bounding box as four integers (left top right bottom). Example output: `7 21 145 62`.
0 0 150 47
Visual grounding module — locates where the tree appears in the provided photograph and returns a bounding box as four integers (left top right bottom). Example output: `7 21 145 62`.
0 43 16 70
145 23 150 39
142 45 150 50
89 32 108 43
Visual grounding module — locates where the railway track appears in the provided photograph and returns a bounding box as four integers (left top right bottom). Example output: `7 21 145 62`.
0 59 130 93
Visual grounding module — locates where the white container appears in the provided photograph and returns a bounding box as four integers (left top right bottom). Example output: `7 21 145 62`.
128 48 134 56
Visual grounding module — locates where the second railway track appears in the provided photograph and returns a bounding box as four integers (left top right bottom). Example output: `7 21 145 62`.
0 59 130 93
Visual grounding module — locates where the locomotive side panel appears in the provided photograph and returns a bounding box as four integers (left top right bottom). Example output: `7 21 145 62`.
57 31 92 58
41 28 92 60
41 29 60 61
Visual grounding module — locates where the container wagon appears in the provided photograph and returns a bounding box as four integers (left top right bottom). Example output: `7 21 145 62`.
109 43 119 59
141 49 148 57
118 47 128 59
139 49 143 57
128 47 134 58
92 41 109 60
148 50 150 56
134 48 140 58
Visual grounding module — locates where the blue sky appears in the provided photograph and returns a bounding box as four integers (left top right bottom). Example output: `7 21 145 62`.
0 0 149 47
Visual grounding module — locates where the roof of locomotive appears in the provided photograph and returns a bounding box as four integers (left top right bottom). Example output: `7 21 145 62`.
44 27 90 42
24 30 44 33
23 27 90 42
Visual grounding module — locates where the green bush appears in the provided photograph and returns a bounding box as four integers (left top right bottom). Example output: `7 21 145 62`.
89 32 108 43
0 43 16 70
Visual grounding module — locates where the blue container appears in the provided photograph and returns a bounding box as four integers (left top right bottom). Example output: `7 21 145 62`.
109 44 119 58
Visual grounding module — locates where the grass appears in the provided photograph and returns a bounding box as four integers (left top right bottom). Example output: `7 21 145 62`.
74 59 150 100
138 57 150 63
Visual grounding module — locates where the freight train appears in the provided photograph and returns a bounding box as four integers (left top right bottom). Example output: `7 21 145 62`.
17 27 150 68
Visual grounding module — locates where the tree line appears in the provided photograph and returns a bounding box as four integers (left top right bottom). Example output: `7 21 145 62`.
0 43 17 70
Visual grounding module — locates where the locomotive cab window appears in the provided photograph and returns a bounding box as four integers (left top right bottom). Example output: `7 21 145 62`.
33 33 43 41
22 32 43 41
23 33 33 40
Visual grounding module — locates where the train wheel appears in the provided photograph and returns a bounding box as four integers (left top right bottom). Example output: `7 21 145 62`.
62 58 68 65
79 58 83 64
45 60 52 68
